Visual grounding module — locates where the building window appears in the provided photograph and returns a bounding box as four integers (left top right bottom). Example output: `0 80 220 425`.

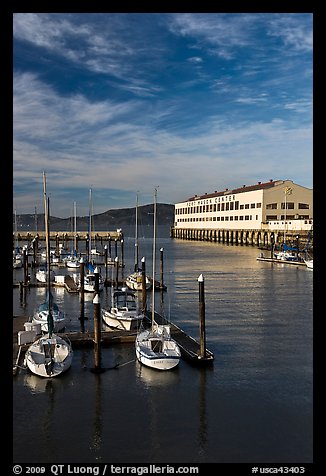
250 203 255 208
239 216 244 220
266 203 277 209
256 203 261 208
245 204 249 209
240 204 244 210
226 203 229 211
298 203 309 209
230 202 234 210
266 215 277 220
281 202 294 209
235 201 239 210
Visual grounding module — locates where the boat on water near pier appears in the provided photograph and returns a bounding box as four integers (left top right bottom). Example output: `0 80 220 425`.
102 287 144 331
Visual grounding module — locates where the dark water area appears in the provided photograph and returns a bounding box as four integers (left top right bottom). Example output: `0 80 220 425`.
13 235 313 465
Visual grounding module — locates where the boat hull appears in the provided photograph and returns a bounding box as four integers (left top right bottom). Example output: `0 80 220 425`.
24 334 73 378
135 328 181 371
32 310 66 333
125 272 151 291
102 310 143 331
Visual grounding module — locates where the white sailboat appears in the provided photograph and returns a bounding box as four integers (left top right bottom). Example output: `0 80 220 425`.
102 287 144 331
125 193 151 292
25 172 73 378
79 189 104 292
135 188 181 371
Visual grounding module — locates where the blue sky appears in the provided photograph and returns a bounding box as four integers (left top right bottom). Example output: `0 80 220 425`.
13 12 313 217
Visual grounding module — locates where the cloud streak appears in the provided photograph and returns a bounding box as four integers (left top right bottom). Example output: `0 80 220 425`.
13 13 313 217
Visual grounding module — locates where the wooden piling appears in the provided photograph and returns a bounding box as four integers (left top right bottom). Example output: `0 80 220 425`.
79 258 86 321
114 256 119 288
92 294 104 373
198 274 207 359
104 245 108 285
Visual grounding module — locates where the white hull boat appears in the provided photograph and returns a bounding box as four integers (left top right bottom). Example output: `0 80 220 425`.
83 272 104 292
36 268 55 283
24 333 73 378
102 288 144 331
135 188 180 371
136 325 181 371
32 296 66 333
25 171 73 378
125 271 151 292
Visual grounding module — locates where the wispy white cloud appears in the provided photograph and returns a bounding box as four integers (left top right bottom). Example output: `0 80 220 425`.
13 72 312 216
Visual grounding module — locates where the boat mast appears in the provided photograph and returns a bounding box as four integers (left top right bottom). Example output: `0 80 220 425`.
73 201 77 252
151 188 157 328
43 171 54 337
88 188 92 262
134 192 139 272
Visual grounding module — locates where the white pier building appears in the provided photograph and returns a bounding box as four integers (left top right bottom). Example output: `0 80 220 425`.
172 179 313 247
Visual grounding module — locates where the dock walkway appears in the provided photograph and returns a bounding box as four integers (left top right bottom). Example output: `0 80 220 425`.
13 307 214 374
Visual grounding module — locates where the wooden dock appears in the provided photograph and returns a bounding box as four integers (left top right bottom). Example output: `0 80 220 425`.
149 311 214 364
13 308 214 375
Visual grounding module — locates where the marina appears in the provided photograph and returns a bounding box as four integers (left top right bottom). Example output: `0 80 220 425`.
12 235 313 464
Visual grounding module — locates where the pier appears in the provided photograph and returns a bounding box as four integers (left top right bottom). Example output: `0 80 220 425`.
14 230 123 242
171 226 312 250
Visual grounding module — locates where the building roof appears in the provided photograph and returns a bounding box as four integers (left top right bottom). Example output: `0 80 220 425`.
186 179 279 202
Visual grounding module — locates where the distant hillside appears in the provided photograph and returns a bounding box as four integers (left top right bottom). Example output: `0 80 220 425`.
14 203 175 235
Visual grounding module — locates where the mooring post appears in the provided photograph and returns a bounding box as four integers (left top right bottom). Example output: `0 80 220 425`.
23 248 28 285
120 239 124 278
108 238 111 259
92 293 103 373
104 245 108 286
94 267 100 295
79 257 86 322
114 239 118 259
115 256 119 289
141 257 147 313
31 238 36 267
198 274 207 359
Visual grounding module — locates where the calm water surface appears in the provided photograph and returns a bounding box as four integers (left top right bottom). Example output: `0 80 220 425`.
13 236 313 464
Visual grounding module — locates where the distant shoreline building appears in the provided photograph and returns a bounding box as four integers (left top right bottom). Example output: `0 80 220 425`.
172 179 313 246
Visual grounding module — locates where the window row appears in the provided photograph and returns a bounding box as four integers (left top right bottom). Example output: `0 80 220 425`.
266 202 310 210
177 215 259 222
176 202 262 214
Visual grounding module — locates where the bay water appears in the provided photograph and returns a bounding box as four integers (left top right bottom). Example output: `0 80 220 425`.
12 234 313 464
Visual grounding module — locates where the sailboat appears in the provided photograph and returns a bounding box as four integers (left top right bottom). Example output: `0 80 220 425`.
135 188 181 371
25 172 73 378
32 188 66 332
102 286 144 331
125 193 151 292
66 201 80 269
